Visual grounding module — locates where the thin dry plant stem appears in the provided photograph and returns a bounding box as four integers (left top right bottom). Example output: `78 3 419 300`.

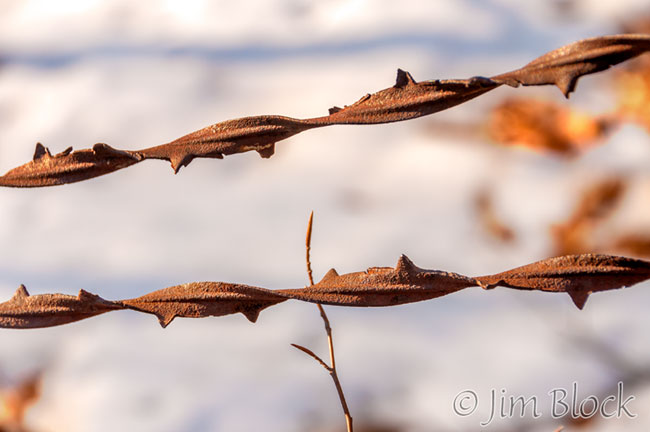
292 211 353 432
306 211 315 287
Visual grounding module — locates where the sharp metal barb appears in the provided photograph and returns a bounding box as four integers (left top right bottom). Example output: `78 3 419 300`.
2 35 649 188
0 253 647 328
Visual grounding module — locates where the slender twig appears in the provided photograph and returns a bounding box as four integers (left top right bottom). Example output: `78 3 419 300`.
306 211 315 287
290 343 330 370
292 211 353 432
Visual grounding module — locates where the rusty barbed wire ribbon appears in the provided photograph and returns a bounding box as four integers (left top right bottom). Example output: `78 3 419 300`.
1 34 649 187
2 253 649 329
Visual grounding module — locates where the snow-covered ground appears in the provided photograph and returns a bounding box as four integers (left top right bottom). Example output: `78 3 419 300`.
1 1 650 431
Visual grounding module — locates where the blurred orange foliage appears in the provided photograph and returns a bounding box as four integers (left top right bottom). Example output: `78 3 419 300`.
0 373 41 432
487 98 611 156
551 177 626 255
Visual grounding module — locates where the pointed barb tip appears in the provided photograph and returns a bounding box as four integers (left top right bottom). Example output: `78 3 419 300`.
256 144 275 159
242 309 261 323
395 69 416 87
396 255 416 273
12 284 29 300
32 143 50 161
319 268 340 283
568 290 590 310
157 313 175 328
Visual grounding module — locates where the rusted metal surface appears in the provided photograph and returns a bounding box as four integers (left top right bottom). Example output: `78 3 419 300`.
119 282 286 328
0 143 140 187
1 253 649 329
321 72 498 124
491 34 650 97
139 116 320 173
475 254 650 309
279 255 477 307
1 34 649 187
0 285 120 329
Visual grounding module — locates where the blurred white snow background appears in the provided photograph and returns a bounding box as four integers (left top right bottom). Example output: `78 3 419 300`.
1 1 650 431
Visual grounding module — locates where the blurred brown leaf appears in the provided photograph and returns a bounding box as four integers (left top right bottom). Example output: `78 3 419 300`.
487 98 611 156
551 177 626 255
474 188 516 242
610 234 650 258
620 16 650 36
614 58 650 131
0 372 41 432
612 18 650 130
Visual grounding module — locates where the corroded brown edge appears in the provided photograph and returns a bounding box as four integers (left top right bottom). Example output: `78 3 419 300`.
1 253 648 329
2 34 649 187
